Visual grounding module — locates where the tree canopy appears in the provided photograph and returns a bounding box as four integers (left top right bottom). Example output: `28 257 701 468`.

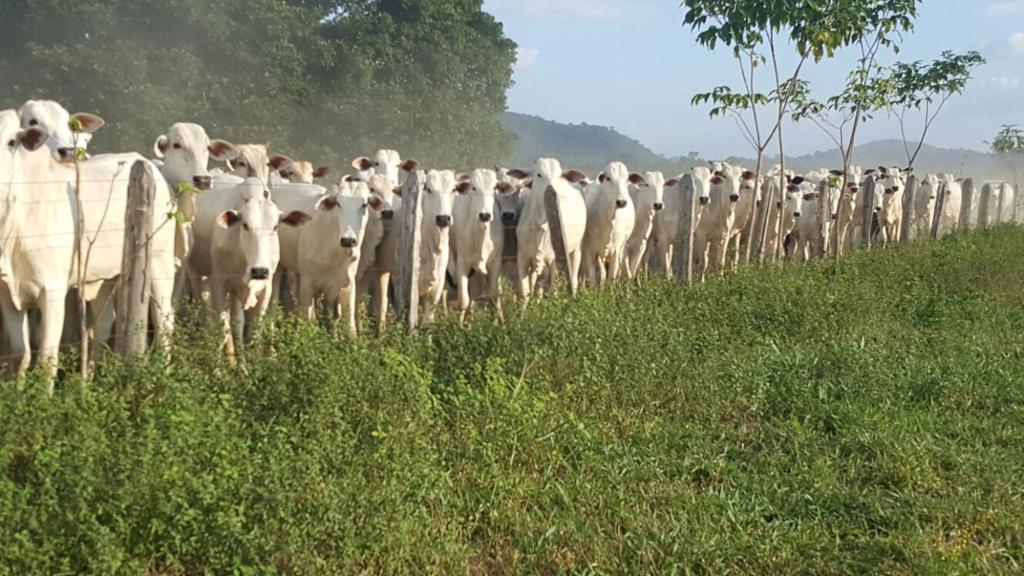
0 0 517 170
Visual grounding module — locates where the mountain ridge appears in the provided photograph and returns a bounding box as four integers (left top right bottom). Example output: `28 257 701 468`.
501 112 1014 181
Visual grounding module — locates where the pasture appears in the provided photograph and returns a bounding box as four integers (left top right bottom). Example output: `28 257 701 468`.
2 225 1023 575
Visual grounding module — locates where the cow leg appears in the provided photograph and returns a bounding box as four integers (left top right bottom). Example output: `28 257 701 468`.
457 267 471 326
374 272 391 335
608 251 622 282
149 272 175 360
567 249 582 298
0 297 30 377
88 282 117 364
36 288 67 392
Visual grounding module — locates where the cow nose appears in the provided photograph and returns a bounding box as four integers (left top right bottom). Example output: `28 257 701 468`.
793 211 801 218
435 214 452 228
699 196 710 206
381 209 394 221
501 211 516 225
615 199 628 209
340 237 358 248
730 193 740 202
193 175 212 190
249 267 270 280
57 147 76 161
875 206 882 212
653 202 664 211
479 212 493 223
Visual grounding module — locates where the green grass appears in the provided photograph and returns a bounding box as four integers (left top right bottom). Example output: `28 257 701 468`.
2 226 1024 575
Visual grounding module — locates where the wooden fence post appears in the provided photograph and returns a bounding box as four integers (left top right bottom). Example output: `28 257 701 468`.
861 175 876 249
959 178 974 230
978 183 992 228
899 175 916 245
115 161 155 356
544 186 571 282
996 182 1007 224
673 174 697 283
755 178 775 265
930 180 947 239
394 169 424 333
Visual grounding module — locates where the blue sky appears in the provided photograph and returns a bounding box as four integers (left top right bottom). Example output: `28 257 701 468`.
482 0 1024 159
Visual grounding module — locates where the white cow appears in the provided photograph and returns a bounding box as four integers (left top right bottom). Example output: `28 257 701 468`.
356 173 403 332
872 172 904 247
190 177 311 355
448 169 516 322
1 112 178 386
920 174 963 236
18 99 103 162
351 149 414 185
0 111 76 382
624 171 666 278
644 174 686 276
151 123 239 298
582 162 636 286
274 157 329 184
274 180 376 335
694 163 741 279
912 172 938 238
221 143 273 185
516 158 588 301
832 166 865 255
413 170 458 327
759 174 805 260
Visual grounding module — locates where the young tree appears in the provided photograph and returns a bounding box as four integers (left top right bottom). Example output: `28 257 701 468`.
989 124 1024 190
888 51 986 169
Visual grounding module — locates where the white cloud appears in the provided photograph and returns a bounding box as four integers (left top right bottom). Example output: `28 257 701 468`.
985 1 1024 15
1010 32 1024 56
516 48 541 71
991 75 1022 89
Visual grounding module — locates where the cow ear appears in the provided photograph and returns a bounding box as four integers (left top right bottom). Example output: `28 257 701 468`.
352 156 372 171
153 135 169 159
314 196 339 212
598 173 608 184
341 174 355 183
864 169 876 175
790 176 805 185
523 179 533 189
664 178 679 188
209 140 238 162
455 181 472 194
313 165 330 178
741 170 757 181
17 128 49 152
829 169 843 176
628 173 647 185
507 169 529 180
456 172 470 182
903 167 913 174
561 169 586 183
217 210 241 228
710 175 724 185
70 112 104 134
495 182 515 194
400 159 419 172
268 154 292 170
368 195 384 210
877 166 888 174
281 210 312 227
392 186 403 197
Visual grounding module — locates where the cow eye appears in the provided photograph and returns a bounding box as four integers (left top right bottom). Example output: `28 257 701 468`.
237 161 246 167
263 190 270 199
28 119 38 126
6 139 14 147
172 143 182 150
273 224 279 232
242 223 251 231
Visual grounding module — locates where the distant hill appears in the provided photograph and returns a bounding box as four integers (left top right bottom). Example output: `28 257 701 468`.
500 112 1015 181
499 112 691 174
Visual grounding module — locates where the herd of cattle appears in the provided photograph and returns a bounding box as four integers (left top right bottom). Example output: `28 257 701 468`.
1 100 1018 386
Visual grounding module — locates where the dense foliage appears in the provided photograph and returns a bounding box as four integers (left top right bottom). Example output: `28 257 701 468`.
3 226 1024 574
0 0 517 169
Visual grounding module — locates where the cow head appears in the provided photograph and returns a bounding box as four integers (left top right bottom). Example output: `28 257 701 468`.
596 161 633 212
314 179 376 254
276 158 328 184
1 109 51 184
365 174 401 222
217 178 310 289
351 149 407 185
691 167 713 207
455 168 502 225
424 169 457 229
153 123 237 192
18 100 104 163
629 171 666 213
227 143 272 184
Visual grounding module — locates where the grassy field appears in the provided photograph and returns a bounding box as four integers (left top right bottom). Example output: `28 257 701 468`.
2 226 1024 575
